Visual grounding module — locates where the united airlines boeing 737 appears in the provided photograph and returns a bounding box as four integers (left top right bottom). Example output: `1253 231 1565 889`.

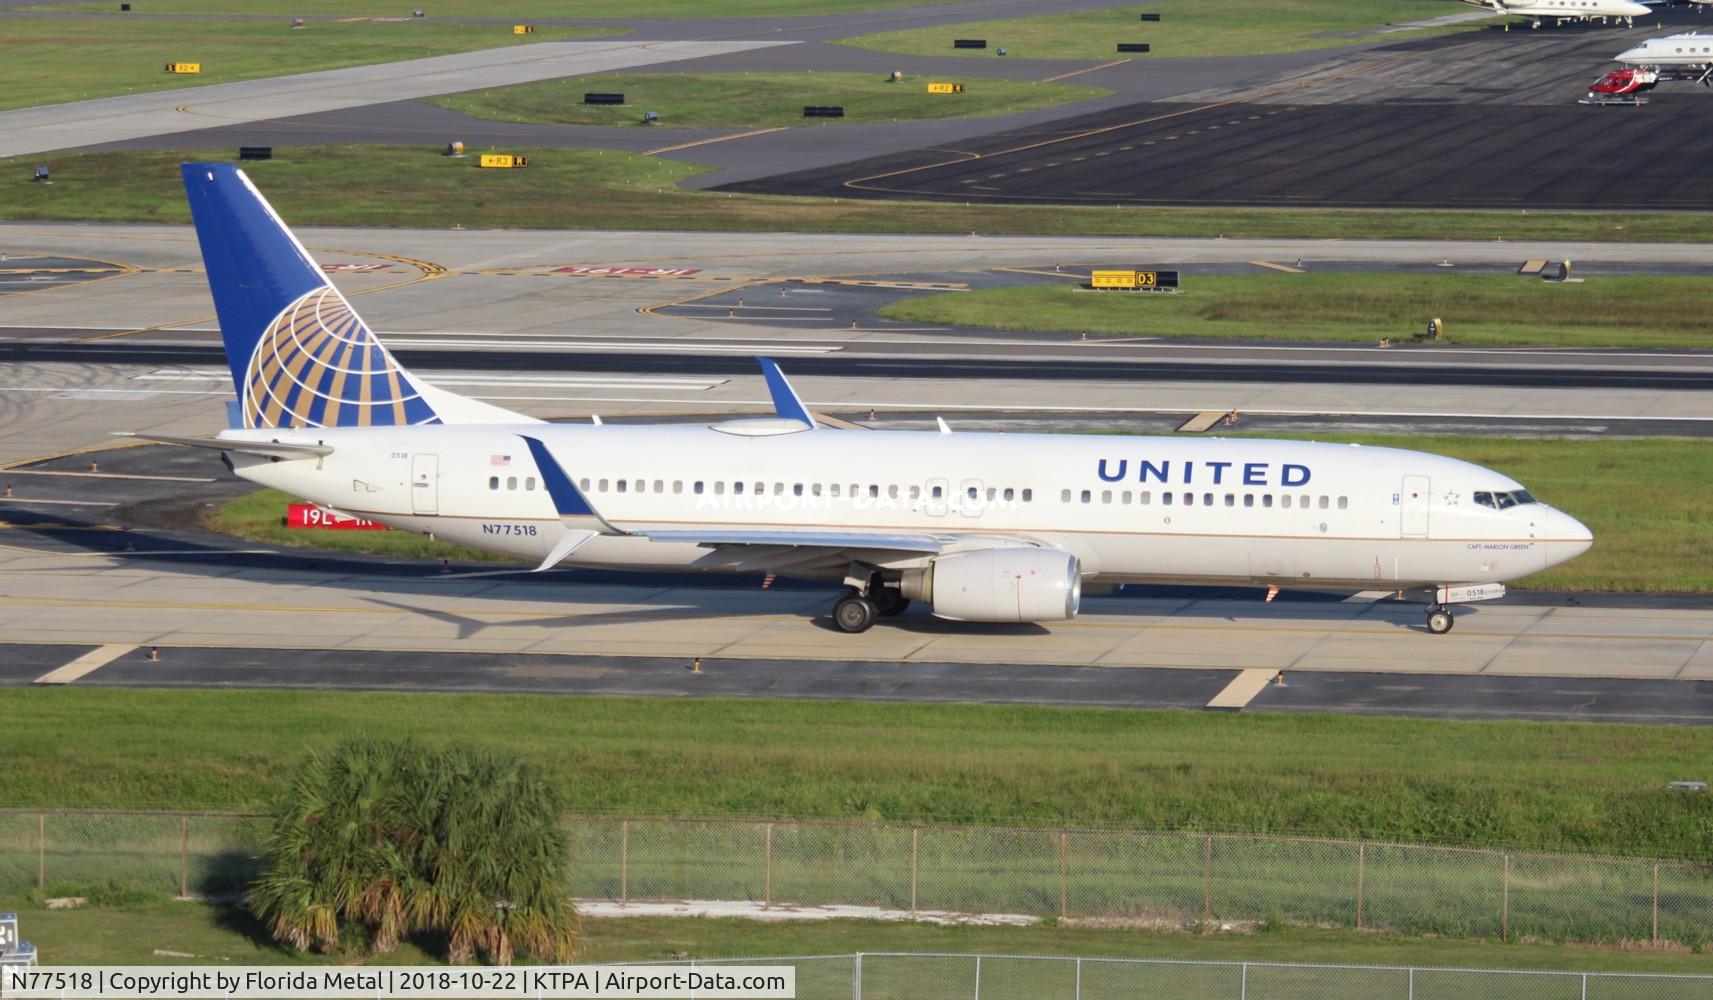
136 163 1593 635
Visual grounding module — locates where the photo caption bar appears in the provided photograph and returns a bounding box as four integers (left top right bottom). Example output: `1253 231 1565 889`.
2 966 794 999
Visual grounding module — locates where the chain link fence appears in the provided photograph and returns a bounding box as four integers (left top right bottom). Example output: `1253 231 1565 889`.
657 954 1713 999
3 812 1710 947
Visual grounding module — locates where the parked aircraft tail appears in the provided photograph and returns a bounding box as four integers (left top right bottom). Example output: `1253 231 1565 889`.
180 162 533 429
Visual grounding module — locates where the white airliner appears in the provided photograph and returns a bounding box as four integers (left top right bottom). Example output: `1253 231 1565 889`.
1616 31 1713 83
1464 0 1649 27
137 164 1593 636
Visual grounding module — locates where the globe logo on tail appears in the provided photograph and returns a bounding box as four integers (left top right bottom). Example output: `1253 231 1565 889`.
243 286 441 429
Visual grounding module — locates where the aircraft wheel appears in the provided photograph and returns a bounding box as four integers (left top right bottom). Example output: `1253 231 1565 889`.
873 589 911 617
834 594 878 633
1426 609 1455 635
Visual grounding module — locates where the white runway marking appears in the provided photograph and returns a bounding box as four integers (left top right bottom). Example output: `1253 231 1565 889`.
34 643 134 685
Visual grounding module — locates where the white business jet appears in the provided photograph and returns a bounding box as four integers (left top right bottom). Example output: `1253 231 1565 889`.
1616 31 1713 83
132 164 1592 636
1464 0 1649 28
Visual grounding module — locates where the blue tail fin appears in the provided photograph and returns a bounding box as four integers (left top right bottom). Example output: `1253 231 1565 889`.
182 162 442 429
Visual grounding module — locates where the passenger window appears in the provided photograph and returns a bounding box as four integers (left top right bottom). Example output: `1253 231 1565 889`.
812 483 823 496
1061 489 1072 503
1080 489 1092 503
1121 490 1131 504
775 483 785 496
1225 494 1235 507
1244 495 1254 508
831 484 842 498
1338 496 1348 510
1163 492 1174 506
616 480 627 493
654 480 664 493
598 478 608 492
754 482 764 496
794 483 804 497
526 477 537 491
733 482 744 495
1183 492 1194 507
1022 489 1033 502
933 485 945 499
507 476 518 490
1003 487 1014 501
1101 490 1112 504
890 485 900 499
579 478 590 491
1281 495 1292 509
1139 491 1151 505
693 481 704 494
873 485 883 499
714 482 725 495
1203 493 1213 506
970 487 981 501
489 476 499 490
986 487 996 501
1319 496 1329 510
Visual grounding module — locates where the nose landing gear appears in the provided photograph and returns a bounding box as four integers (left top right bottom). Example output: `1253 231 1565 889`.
1425 605 1455 635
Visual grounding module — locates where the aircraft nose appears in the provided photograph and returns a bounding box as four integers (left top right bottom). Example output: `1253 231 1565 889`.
1543 507 1593 564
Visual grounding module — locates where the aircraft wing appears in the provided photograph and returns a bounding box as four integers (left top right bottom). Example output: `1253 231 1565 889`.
633 528 946 553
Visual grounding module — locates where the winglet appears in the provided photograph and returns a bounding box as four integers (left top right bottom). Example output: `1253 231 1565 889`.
519 434 625 534
757 357 814 428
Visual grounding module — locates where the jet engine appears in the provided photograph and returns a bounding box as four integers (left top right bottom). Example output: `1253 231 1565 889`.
899 548 1081 623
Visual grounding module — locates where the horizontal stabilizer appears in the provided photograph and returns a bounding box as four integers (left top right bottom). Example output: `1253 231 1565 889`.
115 432 332 459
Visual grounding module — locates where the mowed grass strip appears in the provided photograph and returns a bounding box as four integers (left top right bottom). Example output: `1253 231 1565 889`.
2 689 1712 858
838 0 1494 61
430 72 1109 129
8 905 1713 974
7 145 1712 242
212 487 520 562
26 0 950 17
0 18 619 112
880 276 1713 349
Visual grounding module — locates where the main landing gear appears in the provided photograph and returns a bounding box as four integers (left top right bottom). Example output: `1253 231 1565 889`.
832 577 912 633
1425 604 1455 635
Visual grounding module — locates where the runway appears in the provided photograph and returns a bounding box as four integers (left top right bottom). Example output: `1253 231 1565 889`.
0 442 1710 725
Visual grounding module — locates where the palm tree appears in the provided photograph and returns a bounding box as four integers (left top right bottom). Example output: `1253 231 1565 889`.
249 740 576 964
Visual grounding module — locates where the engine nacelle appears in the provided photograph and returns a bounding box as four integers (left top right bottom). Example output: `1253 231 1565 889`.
900 548 1081 623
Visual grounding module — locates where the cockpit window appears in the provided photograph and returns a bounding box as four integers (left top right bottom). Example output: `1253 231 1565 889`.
1477 489 1536 510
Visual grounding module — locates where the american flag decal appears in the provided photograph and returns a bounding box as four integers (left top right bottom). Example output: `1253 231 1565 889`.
491 454 512 466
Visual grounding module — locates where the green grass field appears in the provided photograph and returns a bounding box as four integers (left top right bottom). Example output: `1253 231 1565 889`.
838 0 1492 61
212 487 520 562
3 689 1712 858
430 72 1108 129
879 275 1713 349
0 17 619 112
27 0 952 17
4 904 1709 974
7 145 1712 243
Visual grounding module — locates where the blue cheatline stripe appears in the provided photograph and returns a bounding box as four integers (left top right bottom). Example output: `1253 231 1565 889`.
520 435 595 517
758 357 814 426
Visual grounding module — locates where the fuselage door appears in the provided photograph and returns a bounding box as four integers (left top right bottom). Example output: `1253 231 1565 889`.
1400 475 1430 537
411 453 439 516
958 478 984 518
